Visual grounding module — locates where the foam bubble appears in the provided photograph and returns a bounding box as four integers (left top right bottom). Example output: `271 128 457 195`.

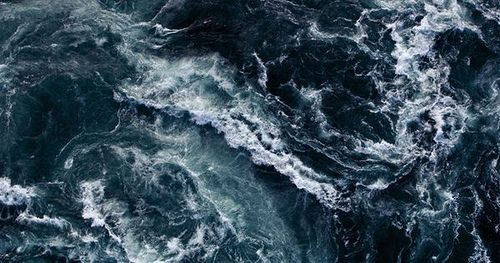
16 212 69 229
64 157 74 169
0 177 35 206
363 179 389 190
80 180 106 228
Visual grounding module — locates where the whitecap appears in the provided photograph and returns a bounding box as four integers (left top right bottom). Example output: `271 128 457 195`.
64 157 74 169
80 180 107 228
253 52 268 88
363 179 389 190
16 211 69 229
0 177 35 206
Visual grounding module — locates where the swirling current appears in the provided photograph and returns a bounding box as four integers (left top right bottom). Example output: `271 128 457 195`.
0 0 499 262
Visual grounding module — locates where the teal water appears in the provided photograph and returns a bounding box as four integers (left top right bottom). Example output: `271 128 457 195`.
0 0 499 262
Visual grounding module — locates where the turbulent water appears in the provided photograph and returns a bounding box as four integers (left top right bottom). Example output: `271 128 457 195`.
0 0 499 262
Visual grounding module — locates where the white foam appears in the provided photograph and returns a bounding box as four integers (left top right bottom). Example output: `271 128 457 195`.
79 146 235 262
80 180 106 228
69 230 98 244
80 180 161 262
469 191 492 263
468 0 500 24
300 87 337 137
0 177 35 206
159 224 219 262
153 23 186 37
253 52 268 88
351 0 477 165
64 157 74 169
364 179 389 190
305 1 475 168
116 53 345 209
94 37 108 47
307 12 387 60
59 2 343 211
16 211 69 229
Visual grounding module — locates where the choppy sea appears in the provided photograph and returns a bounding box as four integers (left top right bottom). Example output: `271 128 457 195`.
0 0 499 262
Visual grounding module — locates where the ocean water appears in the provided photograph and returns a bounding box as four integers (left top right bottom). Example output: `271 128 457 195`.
0 0 499 262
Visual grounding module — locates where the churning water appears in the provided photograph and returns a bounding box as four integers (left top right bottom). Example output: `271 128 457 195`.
0 0 499 262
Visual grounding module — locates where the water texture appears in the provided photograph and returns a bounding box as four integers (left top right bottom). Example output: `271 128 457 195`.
0 0 499 262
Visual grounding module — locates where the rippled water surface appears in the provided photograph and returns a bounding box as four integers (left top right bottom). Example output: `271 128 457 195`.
0 0 499 262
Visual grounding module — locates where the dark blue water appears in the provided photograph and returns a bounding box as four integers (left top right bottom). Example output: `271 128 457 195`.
0 0 499 262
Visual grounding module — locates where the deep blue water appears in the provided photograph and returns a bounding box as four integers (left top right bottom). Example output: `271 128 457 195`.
0 0 499 262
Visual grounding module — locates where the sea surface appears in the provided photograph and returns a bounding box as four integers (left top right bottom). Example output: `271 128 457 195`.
0 0 499 262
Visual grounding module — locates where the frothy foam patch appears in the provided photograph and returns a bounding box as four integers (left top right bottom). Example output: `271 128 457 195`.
469 191 492 263
36 0 346 210
108 123 302 260
354 0 476 164
362 179 389 190
253 52 268 88
79 147 235 262
305 0 474 167
16 211 69 229
307 13 385 59
117 53 345 209
80 180 107 228
161 224 220 262
64 157 74 169
300 87 339 138
80 180 157 261
0 177 35 206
